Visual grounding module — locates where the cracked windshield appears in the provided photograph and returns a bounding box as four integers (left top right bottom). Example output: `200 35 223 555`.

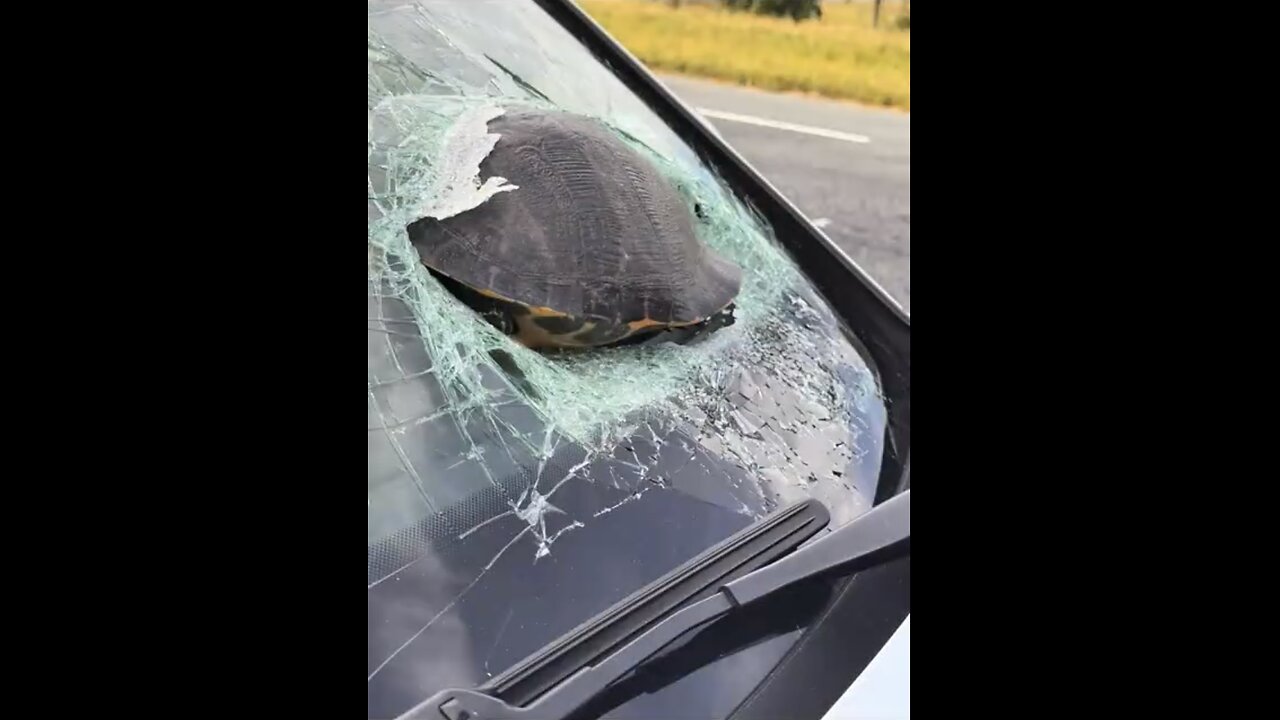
368 1 895 716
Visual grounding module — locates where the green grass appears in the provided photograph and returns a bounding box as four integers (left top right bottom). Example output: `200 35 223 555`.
578 0 910 110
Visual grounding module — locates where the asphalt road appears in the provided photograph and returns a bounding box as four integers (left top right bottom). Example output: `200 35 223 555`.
657 75 911 313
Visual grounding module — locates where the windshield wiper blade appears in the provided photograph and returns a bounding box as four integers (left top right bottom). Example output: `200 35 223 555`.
396 490 910 720
484 497 830 706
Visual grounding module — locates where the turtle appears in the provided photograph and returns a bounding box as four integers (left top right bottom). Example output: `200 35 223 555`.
407 108 742 350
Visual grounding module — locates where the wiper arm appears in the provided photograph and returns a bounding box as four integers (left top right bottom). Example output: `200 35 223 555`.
484 496 831 708
396 490 910 720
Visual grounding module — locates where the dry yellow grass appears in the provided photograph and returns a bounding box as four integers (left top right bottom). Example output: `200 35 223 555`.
578 0 910 110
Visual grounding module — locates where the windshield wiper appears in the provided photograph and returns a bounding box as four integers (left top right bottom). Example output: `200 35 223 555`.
396 490 910 720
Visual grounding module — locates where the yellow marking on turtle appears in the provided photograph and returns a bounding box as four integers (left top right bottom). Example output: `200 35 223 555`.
457 283 566 317
627 316 702 332
526 304 570 318
469 287 565 316
512 314 590 349
513 303 734 350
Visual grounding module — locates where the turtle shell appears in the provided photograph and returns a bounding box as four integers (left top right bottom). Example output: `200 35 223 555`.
408 109 742 329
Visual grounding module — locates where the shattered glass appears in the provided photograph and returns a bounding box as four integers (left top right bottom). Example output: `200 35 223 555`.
368 1 894 717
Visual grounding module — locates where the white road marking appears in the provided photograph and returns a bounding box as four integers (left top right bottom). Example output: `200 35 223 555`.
695 107 870 144
812 217 832 228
